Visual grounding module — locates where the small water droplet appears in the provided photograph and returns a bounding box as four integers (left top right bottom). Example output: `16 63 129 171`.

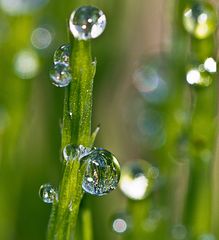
81 148 120 196
63 144 79 161
143 209 162 232
54 44 71 66
183 2 217 39
39 183 57 204
111 212 131 234
119 160 158 200
69 6 106 40
50 63 72 87
63 144 91 161
171 224 188 240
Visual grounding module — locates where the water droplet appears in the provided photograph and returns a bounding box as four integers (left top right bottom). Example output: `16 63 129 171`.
198 234 216 240
69 6 106 40
111 212 131 234
63 144 91 161
31 27 52 50
14 49 39 79
119 160 158 200
54 44 71 66
81 148 120 196
50 63 72 87
186 64 214 87
39 183 57 204
171 224 187 240
63 145 79 161
183 2 217 39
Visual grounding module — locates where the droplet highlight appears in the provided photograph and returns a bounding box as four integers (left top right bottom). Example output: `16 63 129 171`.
81 148 120 196
50 63 72 87
39 183 57 204
54 44 71 66
119 160 159 200
183 2 217 39
69 6 106 40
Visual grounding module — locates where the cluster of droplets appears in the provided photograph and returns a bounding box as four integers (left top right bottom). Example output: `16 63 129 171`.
62 145 120 196
49 44 72 87
39 145 120 203
119 160 159 200
183 2 217 39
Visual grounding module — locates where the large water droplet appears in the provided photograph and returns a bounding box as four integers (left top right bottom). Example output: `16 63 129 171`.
69 6 106 40
81 148 120 196
54 44 71 66
111 212 131 234
50 63 72 87
39 183 57 204
183 2 217 39
119 160 159 200
63 144 91 162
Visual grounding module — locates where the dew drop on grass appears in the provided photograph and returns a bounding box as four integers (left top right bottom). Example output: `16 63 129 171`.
54 44 71 66
39 183 57 204
63 144 91 162
81 148 120 196
111 212 131 234
183 2 217 39
50 63 72 87
119 160 159 200
69 6 106 40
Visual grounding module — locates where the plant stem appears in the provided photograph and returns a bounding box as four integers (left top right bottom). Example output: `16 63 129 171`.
47 39 96 240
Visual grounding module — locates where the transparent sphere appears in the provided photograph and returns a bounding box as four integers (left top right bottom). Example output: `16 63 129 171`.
111 212 131 234
39 183 57 204
49 63 72 87
81 148 120 196
63 144 91 162
69 6 106 40
119 160 159 200
183 2 217 39
54 44 71 66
